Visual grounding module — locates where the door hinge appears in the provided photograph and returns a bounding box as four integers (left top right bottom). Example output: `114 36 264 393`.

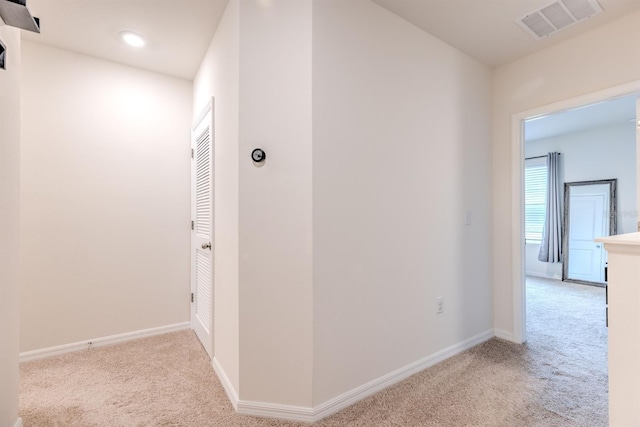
191 292 194 303
191 148 194 159
191 220 194 230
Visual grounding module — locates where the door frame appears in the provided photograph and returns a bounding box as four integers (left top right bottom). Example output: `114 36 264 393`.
191 98 215 357
562 179 617 286
511 81 640 344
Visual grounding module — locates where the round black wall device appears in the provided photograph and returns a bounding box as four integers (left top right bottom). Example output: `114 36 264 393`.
251 148 266 163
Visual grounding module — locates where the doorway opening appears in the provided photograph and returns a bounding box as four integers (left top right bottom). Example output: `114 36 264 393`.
514 86 638 423
513 82 640 343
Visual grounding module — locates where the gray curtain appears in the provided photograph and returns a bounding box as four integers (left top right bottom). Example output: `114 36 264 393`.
538 152 562 263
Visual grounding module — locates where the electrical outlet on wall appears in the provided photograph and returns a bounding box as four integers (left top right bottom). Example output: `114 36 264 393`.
436 297 444 314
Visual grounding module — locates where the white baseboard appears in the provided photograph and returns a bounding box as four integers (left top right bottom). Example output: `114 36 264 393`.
19 326 494 423
235 329 494 423
311 329 494 422
213 357 315 422
525 271 562 280
494 328 516 342
212 357 239 411
19 322 190 362
14 417 23 427
238 400 315 423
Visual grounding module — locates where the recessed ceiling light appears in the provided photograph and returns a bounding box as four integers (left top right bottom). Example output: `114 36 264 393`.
120 31 146 48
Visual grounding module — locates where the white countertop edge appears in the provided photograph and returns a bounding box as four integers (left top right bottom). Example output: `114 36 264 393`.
596 232 640 246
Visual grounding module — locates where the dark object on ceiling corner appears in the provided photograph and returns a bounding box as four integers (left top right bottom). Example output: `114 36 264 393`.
0 39 5 70
0 0 40 33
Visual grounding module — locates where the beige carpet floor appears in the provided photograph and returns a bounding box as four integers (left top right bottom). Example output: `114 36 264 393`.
20 277 607 426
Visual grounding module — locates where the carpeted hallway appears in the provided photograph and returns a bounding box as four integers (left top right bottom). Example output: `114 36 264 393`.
20 276 607 426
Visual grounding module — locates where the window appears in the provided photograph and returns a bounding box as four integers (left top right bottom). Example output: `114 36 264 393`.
525 157 547 243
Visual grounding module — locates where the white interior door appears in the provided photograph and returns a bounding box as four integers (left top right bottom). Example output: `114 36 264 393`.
191 102 213 358
567 184 609 283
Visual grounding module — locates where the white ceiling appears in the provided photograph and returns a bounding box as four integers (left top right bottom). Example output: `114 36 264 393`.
20 0 229 80
9 0 640 79
372 0 640 67
525 95 638 141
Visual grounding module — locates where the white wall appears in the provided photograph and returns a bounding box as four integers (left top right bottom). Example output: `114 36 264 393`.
192 0 240 394
20 41 193 352
238 0 313 407
493 11 640 337
0 25 21 427
525 123 637 279
637 97 640 215
194 0 313 407
312 0 493 404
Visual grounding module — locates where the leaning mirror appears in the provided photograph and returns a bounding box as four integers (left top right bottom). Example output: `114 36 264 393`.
562 179 617 286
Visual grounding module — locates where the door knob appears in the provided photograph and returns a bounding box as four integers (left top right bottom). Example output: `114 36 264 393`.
201 242 211 250
596 244 601 248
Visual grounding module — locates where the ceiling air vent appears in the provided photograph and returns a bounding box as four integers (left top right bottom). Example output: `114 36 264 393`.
517 0 602 40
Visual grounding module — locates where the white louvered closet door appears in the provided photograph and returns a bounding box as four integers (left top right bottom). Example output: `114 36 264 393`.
191 102 213 358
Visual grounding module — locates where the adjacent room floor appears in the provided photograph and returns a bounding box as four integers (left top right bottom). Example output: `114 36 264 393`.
20 276 607 426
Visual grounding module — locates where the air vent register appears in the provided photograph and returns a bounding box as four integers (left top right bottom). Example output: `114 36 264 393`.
517 0 603 40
